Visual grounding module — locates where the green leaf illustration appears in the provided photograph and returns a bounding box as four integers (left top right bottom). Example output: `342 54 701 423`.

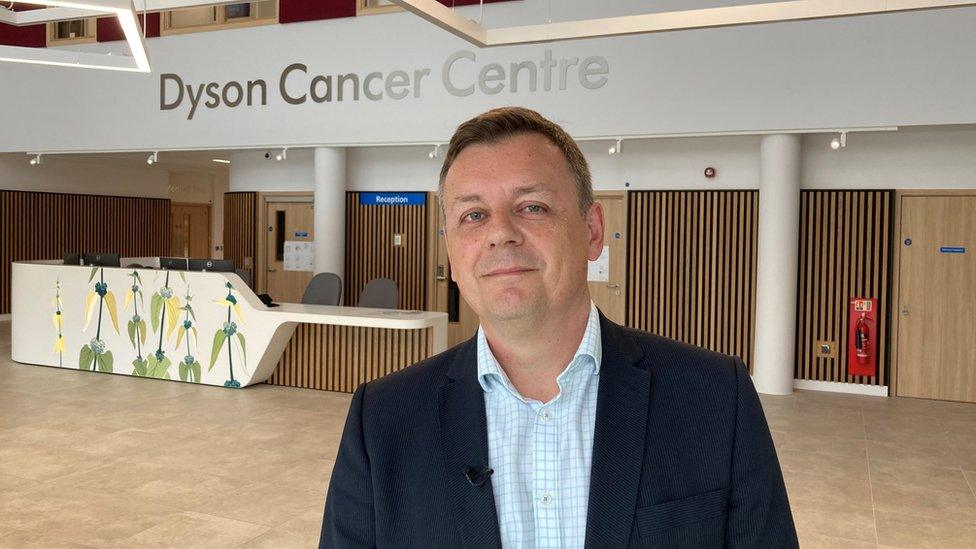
150 293 163 333
79 345 94 371
88 267 99 283
209 330 226 371
146 355 172 379
127 320 137 348
191 361 201 383
95 351 114 373
179 271 186 283
138 320 148 345
236 333 246 367
179 361 189 382
132 358 148 376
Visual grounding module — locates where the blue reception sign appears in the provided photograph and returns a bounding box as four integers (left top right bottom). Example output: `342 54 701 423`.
940 246 966 254
360 192 426 206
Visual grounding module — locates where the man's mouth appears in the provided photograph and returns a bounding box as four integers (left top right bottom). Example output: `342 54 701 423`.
482 267 535 277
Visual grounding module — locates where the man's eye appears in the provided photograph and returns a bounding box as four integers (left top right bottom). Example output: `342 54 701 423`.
523 204 545 213
464 211 484 222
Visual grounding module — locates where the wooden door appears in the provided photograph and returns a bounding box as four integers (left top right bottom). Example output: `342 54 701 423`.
266 200 314 304
896 195 976 402
430 195 480 347
171 203 211 259
589 192 627 324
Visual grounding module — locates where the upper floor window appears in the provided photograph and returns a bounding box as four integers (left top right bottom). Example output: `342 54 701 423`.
47 18 96 46
162 1 278 35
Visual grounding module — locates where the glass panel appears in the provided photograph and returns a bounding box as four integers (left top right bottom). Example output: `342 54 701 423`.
169 7 216 28
255 0 278 20
365 0 395 6
55 20 87 39
225 3 252 19
275 210 286 261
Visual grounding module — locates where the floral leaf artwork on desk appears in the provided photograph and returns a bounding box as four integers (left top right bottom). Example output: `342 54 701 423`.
141 271 182 379
124 271 150 375
210 282 246 388
176 286 202 383
80 267 120 373
53 280 64 367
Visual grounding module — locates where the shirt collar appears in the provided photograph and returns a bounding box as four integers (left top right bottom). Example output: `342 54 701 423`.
476 302 603 394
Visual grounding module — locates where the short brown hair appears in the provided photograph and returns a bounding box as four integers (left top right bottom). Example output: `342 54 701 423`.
438 107 593 215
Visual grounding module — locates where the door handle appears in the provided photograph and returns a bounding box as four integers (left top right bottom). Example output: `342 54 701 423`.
900 306 909 316
268 268 277 273
606 283 620 289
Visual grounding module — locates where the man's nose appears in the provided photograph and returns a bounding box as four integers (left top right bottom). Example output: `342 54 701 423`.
486 211 522 248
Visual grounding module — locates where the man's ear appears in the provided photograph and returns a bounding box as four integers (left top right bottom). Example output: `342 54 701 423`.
585 201 605 262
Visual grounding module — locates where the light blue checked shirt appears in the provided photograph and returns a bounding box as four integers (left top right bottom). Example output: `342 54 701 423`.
476 302 602 549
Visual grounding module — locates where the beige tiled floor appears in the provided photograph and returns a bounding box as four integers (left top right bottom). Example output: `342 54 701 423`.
2 320 975 548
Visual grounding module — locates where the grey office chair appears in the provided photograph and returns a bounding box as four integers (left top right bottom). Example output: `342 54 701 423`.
302 272 342 306
357 278 397 309
235 269 252 288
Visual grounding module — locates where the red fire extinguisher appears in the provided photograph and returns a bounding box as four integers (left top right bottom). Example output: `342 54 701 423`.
848 298 877 376
855 314 870 364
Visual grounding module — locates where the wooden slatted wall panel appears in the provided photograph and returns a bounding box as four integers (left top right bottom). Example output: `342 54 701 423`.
0 190 170 314
269 325 434 392
795 190 893 385
222 192 256 287
344 192 427 310
627 191 759 370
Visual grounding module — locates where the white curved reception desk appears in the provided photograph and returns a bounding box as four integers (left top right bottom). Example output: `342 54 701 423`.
11 261 447 389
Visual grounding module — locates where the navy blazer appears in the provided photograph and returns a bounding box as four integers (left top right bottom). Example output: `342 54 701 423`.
320 314 798 548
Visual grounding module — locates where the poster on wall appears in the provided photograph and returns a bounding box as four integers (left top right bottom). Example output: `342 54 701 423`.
284 241 314 271
588 245 610 282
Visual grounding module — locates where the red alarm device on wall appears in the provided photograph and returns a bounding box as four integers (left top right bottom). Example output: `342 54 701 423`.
848 298 878 377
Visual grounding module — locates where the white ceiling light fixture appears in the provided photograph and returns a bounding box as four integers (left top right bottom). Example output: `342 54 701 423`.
0 0 150 72
830 132 847 150
28 153 43 166
428 144 440 159
275 147 288 161
212 158 231 164
146 151 158 165
608 138 623 155
388 0 976 47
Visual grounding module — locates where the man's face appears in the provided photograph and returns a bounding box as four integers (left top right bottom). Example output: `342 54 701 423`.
442 133 604 324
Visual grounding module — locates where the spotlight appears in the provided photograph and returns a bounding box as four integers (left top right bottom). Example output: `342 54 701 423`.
428 144 440 159
275 147 288 161
608 138 622 155
830 132 847 150
147 151 158 165
28 153 42 166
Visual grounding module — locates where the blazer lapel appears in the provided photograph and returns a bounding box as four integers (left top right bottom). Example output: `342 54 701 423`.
438 337 503 549
585 315 651 549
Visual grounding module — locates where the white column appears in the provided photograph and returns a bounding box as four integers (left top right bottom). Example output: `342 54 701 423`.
753 134 801 395
313 147 346 291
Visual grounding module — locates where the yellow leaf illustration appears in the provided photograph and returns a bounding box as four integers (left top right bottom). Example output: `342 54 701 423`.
54 336 64 353
214 299 233 307
83 291 97 331
176 326 186 350
124 289 133 311
165 298 180 340
233 304 245 324
103 292 120 335
52 314 62 331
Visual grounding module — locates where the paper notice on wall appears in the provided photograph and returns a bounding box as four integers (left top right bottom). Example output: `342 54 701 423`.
284 241 314 272
588 245 610 282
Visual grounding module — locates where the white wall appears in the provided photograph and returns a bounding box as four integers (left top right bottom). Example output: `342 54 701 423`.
232 128 976 194
0 153 170 196
4 3 976 152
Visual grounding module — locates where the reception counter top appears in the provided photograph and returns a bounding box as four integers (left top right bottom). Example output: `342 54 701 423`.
11 260 447 388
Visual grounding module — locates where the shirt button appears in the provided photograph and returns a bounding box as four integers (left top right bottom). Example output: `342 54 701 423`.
540 492 553 505
539 409 552 422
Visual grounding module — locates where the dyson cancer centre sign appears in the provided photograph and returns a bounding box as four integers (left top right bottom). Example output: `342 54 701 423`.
159 49 610 120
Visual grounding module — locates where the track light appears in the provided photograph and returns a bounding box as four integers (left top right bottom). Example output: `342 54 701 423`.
830 132 847 150
275 147 288 161
608 138 623 155
146 151 158 165
428 144 440 159
28 153 42 166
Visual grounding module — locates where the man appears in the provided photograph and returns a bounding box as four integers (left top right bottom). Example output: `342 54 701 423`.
321 107 797 548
